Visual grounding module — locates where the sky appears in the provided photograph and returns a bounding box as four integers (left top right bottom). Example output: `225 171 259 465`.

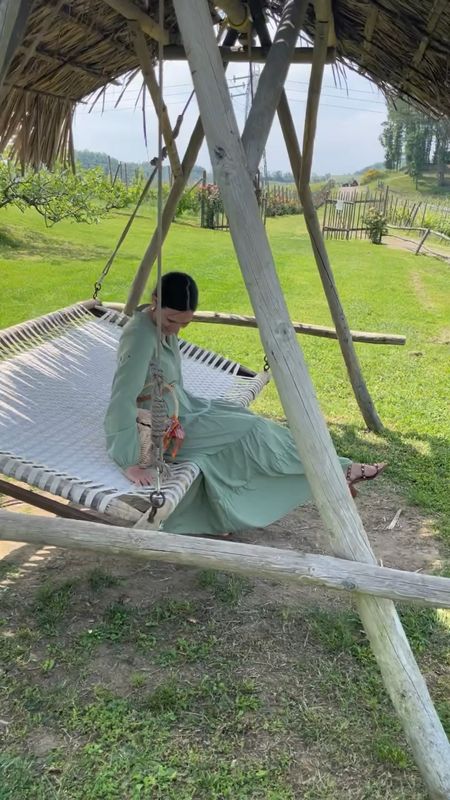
72 59 388 177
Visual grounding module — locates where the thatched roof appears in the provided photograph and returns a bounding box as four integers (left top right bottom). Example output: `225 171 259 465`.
1 0 449 168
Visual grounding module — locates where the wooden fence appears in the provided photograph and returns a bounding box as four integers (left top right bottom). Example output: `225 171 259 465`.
322 187 450 241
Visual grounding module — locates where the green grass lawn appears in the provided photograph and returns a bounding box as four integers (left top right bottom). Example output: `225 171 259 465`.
1 204 449 538
0 206 449 799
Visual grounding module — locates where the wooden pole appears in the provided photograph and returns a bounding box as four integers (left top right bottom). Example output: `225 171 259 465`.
242 0 309 177
277 93 383 432
1 510 450 610
415 228 431 254
0 0 33 90
246 7 382 431
124 117 205 314
300 1 329 189
123 26 238 315
130 23 182 178
101 0 169 44
172 2 450 795
192 311 406 345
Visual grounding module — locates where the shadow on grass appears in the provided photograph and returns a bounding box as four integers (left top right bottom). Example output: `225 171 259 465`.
0 224 109 261
329 422 450 543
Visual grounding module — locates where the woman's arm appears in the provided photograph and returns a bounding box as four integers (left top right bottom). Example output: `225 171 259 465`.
104 315 156 472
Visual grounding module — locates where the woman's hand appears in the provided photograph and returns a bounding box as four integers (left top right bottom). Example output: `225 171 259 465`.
124 465 155 486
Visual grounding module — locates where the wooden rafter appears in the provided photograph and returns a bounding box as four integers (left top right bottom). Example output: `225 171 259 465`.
57 4 135 59
399 0 449 93
2 80 81 102
162 44 335 64
361 3 378 68
17 43 120 85
102 0 169 44
130 23 182 178
10 0 68 85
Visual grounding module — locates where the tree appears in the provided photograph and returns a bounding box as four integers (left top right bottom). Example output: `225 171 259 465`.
434 118 450 187
379 99 448 186
0 162 140 226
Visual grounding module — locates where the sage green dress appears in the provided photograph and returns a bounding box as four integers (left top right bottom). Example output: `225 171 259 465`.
104 308 351 535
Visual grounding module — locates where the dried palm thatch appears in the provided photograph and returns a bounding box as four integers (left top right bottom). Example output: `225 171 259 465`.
1 0 449 169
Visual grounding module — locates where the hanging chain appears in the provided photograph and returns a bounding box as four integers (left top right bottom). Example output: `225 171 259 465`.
148 0 167 517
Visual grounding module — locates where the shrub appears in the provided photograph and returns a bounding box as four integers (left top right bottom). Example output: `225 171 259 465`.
198 183 224 228
360 168 385 186
363 206 388 244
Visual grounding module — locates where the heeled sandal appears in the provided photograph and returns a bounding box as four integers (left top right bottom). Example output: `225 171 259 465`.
346 462 387 498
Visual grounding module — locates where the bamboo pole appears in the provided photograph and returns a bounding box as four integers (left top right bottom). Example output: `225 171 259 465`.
172 3 450 795
192 311 405 345
242 0 309 178
0 0 33 90
101 0 169 44
1 510 450 610
130 23 182 178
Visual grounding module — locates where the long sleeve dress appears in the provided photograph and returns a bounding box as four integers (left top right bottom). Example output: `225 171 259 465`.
104 308 351 535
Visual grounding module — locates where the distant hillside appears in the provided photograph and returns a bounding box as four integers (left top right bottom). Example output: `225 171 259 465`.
75 149 206 183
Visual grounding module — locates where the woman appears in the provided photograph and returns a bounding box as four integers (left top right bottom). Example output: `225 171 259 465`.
104 272 385 535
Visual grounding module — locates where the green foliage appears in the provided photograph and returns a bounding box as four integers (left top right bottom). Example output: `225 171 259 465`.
362 206 388 243
0 162 141 226
379 100 449 186
175 186 201 217
360 168 385 185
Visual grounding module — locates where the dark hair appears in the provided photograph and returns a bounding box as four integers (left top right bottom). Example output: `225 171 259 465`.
154 272 199 312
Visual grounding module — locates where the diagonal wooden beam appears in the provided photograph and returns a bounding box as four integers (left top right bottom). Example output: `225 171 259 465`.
0 0 33 90
300 0 330 189
124 28 239 314
130 22 182 178
248 2 382 432
172 4 450 795
242 0 309 178
102 0 169 44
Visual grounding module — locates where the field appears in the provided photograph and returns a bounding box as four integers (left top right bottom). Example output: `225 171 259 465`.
0 205 449 799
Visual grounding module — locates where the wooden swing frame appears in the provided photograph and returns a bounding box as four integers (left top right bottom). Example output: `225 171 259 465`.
1 2 449 797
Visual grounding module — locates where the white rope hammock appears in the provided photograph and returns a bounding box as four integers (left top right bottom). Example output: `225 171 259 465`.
0 304 269 526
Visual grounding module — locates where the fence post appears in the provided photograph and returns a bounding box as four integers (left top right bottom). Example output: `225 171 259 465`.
200 169 207 228
415 228 431 254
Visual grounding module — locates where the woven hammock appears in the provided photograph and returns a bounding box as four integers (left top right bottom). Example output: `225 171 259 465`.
0 304 269 527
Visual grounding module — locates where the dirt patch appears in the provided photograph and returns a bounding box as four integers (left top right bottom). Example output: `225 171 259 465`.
410 270 436 311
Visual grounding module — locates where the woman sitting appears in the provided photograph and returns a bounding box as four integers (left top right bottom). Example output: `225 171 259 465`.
104 272 385 536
